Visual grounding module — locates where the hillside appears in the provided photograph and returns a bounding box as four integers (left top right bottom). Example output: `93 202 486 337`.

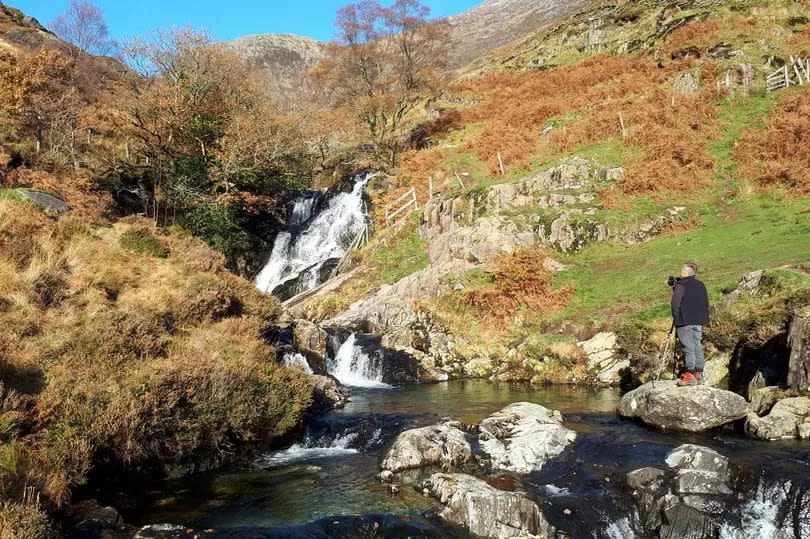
0 2 55 52
292 0 810 387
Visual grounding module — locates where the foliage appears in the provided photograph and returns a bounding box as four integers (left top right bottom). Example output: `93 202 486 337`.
119 228 168 258
463 248 572 325
178 202 241 258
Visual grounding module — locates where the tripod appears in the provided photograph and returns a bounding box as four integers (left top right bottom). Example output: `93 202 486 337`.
652 323 677 387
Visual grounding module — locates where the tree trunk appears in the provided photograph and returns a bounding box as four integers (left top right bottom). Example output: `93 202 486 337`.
788 308 810 394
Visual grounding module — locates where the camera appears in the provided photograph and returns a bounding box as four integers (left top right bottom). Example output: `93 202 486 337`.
667 276 681 287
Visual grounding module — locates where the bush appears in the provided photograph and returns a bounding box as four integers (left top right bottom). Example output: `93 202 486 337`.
119 229 169 258
179 202 241 258
0 500 56 539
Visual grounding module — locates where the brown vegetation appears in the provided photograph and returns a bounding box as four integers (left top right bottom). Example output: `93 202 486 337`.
463 248 572 325
0 199 312 519
735 89 810 195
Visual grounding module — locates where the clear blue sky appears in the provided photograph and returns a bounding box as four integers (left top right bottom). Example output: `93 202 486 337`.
9 0 481 42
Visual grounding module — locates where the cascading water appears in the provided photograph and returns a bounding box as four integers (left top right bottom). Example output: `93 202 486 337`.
282 351 313 374
255 174 371 298
327 333 391 388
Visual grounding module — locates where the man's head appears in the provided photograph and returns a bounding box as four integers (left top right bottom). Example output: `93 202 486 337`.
681 262 698 278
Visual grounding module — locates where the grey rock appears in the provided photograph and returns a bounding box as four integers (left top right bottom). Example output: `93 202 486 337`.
788 307 810 393
626 467 665 490
310 374 348 412
380 422 472 473
618 381 749 432
428 473 551 538
749 386 798 416
578 332 630 385
665 444 729 478
292 319 328 372
673 71 700 93
479 402 576 473
745 396 810 440
18 189 71 213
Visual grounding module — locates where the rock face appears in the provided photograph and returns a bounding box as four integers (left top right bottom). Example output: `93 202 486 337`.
292 319 328 372
626 444 749 539
618 381 749 432
478 403 576 473
380 422 472 473
309 374 348 414
788 308 810 393
428 473 551 539
745 396 810 440
577 332 630 385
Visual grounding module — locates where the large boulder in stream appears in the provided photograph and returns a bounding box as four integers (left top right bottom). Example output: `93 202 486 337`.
617 381 749 432
479 402 576 473
380 422 472 473
428 473 551 539
745 396 810 440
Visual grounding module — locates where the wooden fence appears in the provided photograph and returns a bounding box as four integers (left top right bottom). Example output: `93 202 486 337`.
384 187 418 225
767 57 810 93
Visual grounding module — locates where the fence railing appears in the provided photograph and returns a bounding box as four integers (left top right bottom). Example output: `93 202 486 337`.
767 57 809 93
385 187 418 225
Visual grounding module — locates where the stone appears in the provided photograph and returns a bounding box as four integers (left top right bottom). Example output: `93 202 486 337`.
673 71 700 93
617 381 749 432
428 473 551 538
17 189 71 213
626 467 665 490
702 354 729 388
665 445 729 478
660 501 718 539
745 396 810 440
134 524 193 538
577 332 630 385
788 308 810 393
310 374 348 413
380 422 472 473
749 386 798 416
293 319 328 371
378 470 394 483
598 167 625 182
478 402 576 473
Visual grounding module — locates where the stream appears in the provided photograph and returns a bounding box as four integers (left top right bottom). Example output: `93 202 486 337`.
99 380 810 537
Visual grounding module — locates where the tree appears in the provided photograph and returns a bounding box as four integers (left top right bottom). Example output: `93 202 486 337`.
314 0 448 166
50 0 117 56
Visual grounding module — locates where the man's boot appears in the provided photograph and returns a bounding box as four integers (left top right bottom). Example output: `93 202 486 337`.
694 372 704 385
677 372 697 386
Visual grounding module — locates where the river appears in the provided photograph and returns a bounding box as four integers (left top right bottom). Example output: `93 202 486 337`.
96 380 810 537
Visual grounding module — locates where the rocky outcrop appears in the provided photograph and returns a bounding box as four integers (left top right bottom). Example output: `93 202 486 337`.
788 307 810 393
618 381 749 432
745 396 810 440
293 319 328 372
479 403 576 473
748 385 799 416
578 332 630 385
379 422 472 473
309 375 348 414
428 473 551 539
17 189 71 213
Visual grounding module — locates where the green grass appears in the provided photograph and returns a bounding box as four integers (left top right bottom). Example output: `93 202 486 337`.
0 188 23 201
119 230 169 259
373 212 429 284
552 195 810 324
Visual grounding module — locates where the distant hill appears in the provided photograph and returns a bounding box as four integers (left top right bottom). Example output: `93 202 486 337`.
222 0 587 96
0 1 58 52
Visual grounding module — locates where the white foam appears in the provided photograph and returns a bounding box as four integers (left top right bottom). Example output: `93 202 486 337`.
328 333 391 388
283 352 313 374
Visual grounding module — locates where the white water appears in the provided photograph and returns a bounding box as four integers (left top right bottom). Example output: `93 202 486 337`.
255 175 370 296
719 479 794 539
257 432 360 467
283 351 313 374
328 333 391 388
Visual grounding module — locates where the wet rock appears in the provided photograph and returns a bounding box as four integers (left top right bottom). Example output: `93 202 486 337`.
578 332 630 385
380 422 472 473
292 319 328 372
134 524 194 539
626 467 665 490
479 402 576 473
660 500 718 539
66 499 132 537
745 396 810 440
617 381 749 432
378 470 394 483
428 473 551 538
310 374 348 413
788 307 810 393
665 445 729 478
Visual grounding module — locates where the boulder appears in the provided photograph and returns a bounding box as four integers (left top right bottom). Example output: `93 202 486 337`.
673 71 700 93
617 381 749 432
744 396 810 440
578 332 630 385
749 386 799 416
293 319 328 372
479 402 576 473
309 374 348 413
701 354 729 388
428 473 551 538
17 189 71 213
380 422 472 473
788 308 810 393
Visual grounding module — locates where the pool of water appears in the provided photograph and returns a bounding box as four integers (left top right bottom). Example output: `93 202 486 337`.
98 381 810 537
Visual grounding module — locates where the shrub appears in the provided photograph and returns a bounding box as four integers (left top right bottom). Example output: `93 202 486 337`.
179 202 241 258
0 500 56 539
119 229 169 258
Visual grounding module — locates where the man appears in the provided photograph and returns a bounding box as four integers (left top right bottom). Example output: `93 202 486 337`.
671 262 710 386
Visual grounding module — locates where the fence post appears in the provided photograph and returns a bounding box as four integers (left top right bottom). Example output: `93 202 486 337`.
455 171 465 189
497 152 505 176
619 113 627 138
428 176 433 201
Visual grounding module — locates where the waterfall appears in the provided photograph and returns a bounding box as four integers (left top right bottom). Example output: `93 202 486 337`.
255 174 370 297
283 351 313 374
327 333 390 388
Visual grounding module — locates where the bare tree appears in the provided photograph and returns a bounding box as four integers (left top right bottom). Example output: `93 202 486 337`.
51 0 117 56
313 0 448 166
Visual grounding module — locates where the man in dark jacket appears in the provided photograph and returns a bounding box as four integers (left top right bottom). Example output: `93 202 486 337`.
671 262 710 386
